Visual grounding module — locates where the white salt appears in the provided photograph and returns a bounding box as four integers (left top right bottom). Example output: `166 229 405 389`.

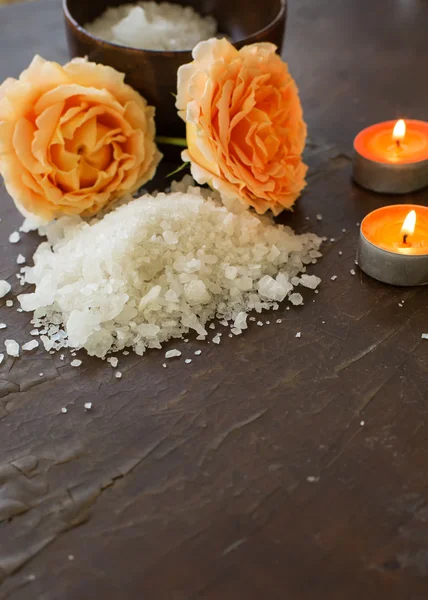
0 281 11 298
350 269 356 276
194 350 202 355
6 300 13 307
84 402 92 410
331 275 338 281
0 324 6 329
306 476 320 483
18 180 322 359
185 358 192 364
5 339 19 357
212 334 222 344
295 332 301 338
421 333 428 339
316 214 323 221
360 420 365 426
0 353 4 364
165 349 181 359
257 321 263 326
107 357 119 368
85 2 217 51
299 274 321 290
289 293 303 306
22 340 39 351
61 407 68 414
9 231 20 244
276 319 282 324
16 254 26 265
71 359 82 367
115 371 123 379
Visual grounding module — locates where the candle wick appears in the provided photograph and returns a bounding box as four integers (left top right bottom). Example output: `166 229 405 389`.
403 233 408 244
396 139 401 149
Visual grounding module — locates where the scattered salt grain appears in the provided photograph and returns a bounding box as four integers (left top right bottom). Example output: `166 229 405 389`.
0 323 6 329
6 300 13 307
115 371 123 379
338 251 343 256
194 350 202 355
22 340 39 352
5 339 19 357
60 354 65 360
212 334 222 344
185 358 192 364
0 281 11 298
71 359 82 367
249 317 256 322
316 214 323 221
16 254 26 265
68 555 74 561
276 319 282 324
330 238 335 243
299 274 321 290
342 228 347 233
17 308 23 313
165 349 181 359
107 357 119 368
257 321 263 326
162 363 167 368
209 323 216 330
289 293 303 306
350 269 356 276
39 372 43 377
9 231 20 244
84 402 92 410
0 353 4 365
61 407 68 414
85 2 218 51
356 222 360 227
360 420 365 426
307 476 320 483
295 332 301 338
123 351 130 355
421 333 428 339
331 275 337 281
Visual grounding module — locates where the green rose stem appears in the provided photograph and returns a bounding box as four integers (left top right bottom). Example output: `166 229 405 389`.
156 136 187 148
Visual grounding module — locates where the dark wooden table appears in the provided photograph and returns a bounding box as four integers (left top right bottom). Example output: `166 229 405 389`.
1 1 428 599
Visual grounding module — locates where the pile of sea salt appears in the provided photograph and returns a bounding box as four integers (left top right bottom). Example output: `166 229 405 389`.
17 180 322 359
85 2 217 51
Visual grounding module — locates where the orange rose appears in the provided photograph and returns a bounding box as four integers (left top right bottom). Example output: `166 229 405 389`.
0 56 161 220
176 38 307 215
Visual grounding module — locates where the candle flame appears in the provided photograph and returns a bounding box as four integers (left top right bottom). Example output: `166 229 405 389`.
400 209 417 243
393 119 406 142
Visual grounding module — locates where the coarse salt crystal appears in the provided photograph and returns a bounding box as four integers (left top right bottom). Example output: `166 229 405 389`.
17 254 26 265
295 332 301 338
360 420 365 426
61 407 68 414
257 321 263 326
165 349 181 359
194 350 202 355
71 359 82 367
306 476 320 483
9 231 20 244
6 300 13 307
5 339 19 357
84 402 92 410
421 333 428 339
0 323 6 329
212 333 221 344
115 371 123 379
316 214 323 221
107 357 119 368
22 340 39 351
0 281 11 298
342 228 346 233
300 274 321 290
338 251 343 256
276 319 282 324
209 323 215 330
331 275 337 281
330 238 335 243
350 269 356 276
289 293 303 306
162 363 167 368
0 353 4 365
185 358 192 364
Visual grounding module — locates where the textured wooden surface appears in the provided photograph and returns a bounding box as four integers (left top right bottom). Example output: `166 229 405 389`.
1 1 428 599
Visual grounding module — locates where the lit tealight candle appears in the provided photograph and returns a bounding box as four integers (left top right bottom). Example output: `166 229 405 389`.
358 204 428 285
353 119 428 193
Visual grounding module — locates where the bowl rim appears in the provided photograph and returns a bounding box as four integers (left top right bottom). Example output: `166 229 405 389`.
63 0 287 56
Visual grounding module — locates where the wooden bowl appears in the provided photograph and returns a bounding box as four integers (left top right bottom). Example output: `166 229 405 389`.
63 0 287 138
